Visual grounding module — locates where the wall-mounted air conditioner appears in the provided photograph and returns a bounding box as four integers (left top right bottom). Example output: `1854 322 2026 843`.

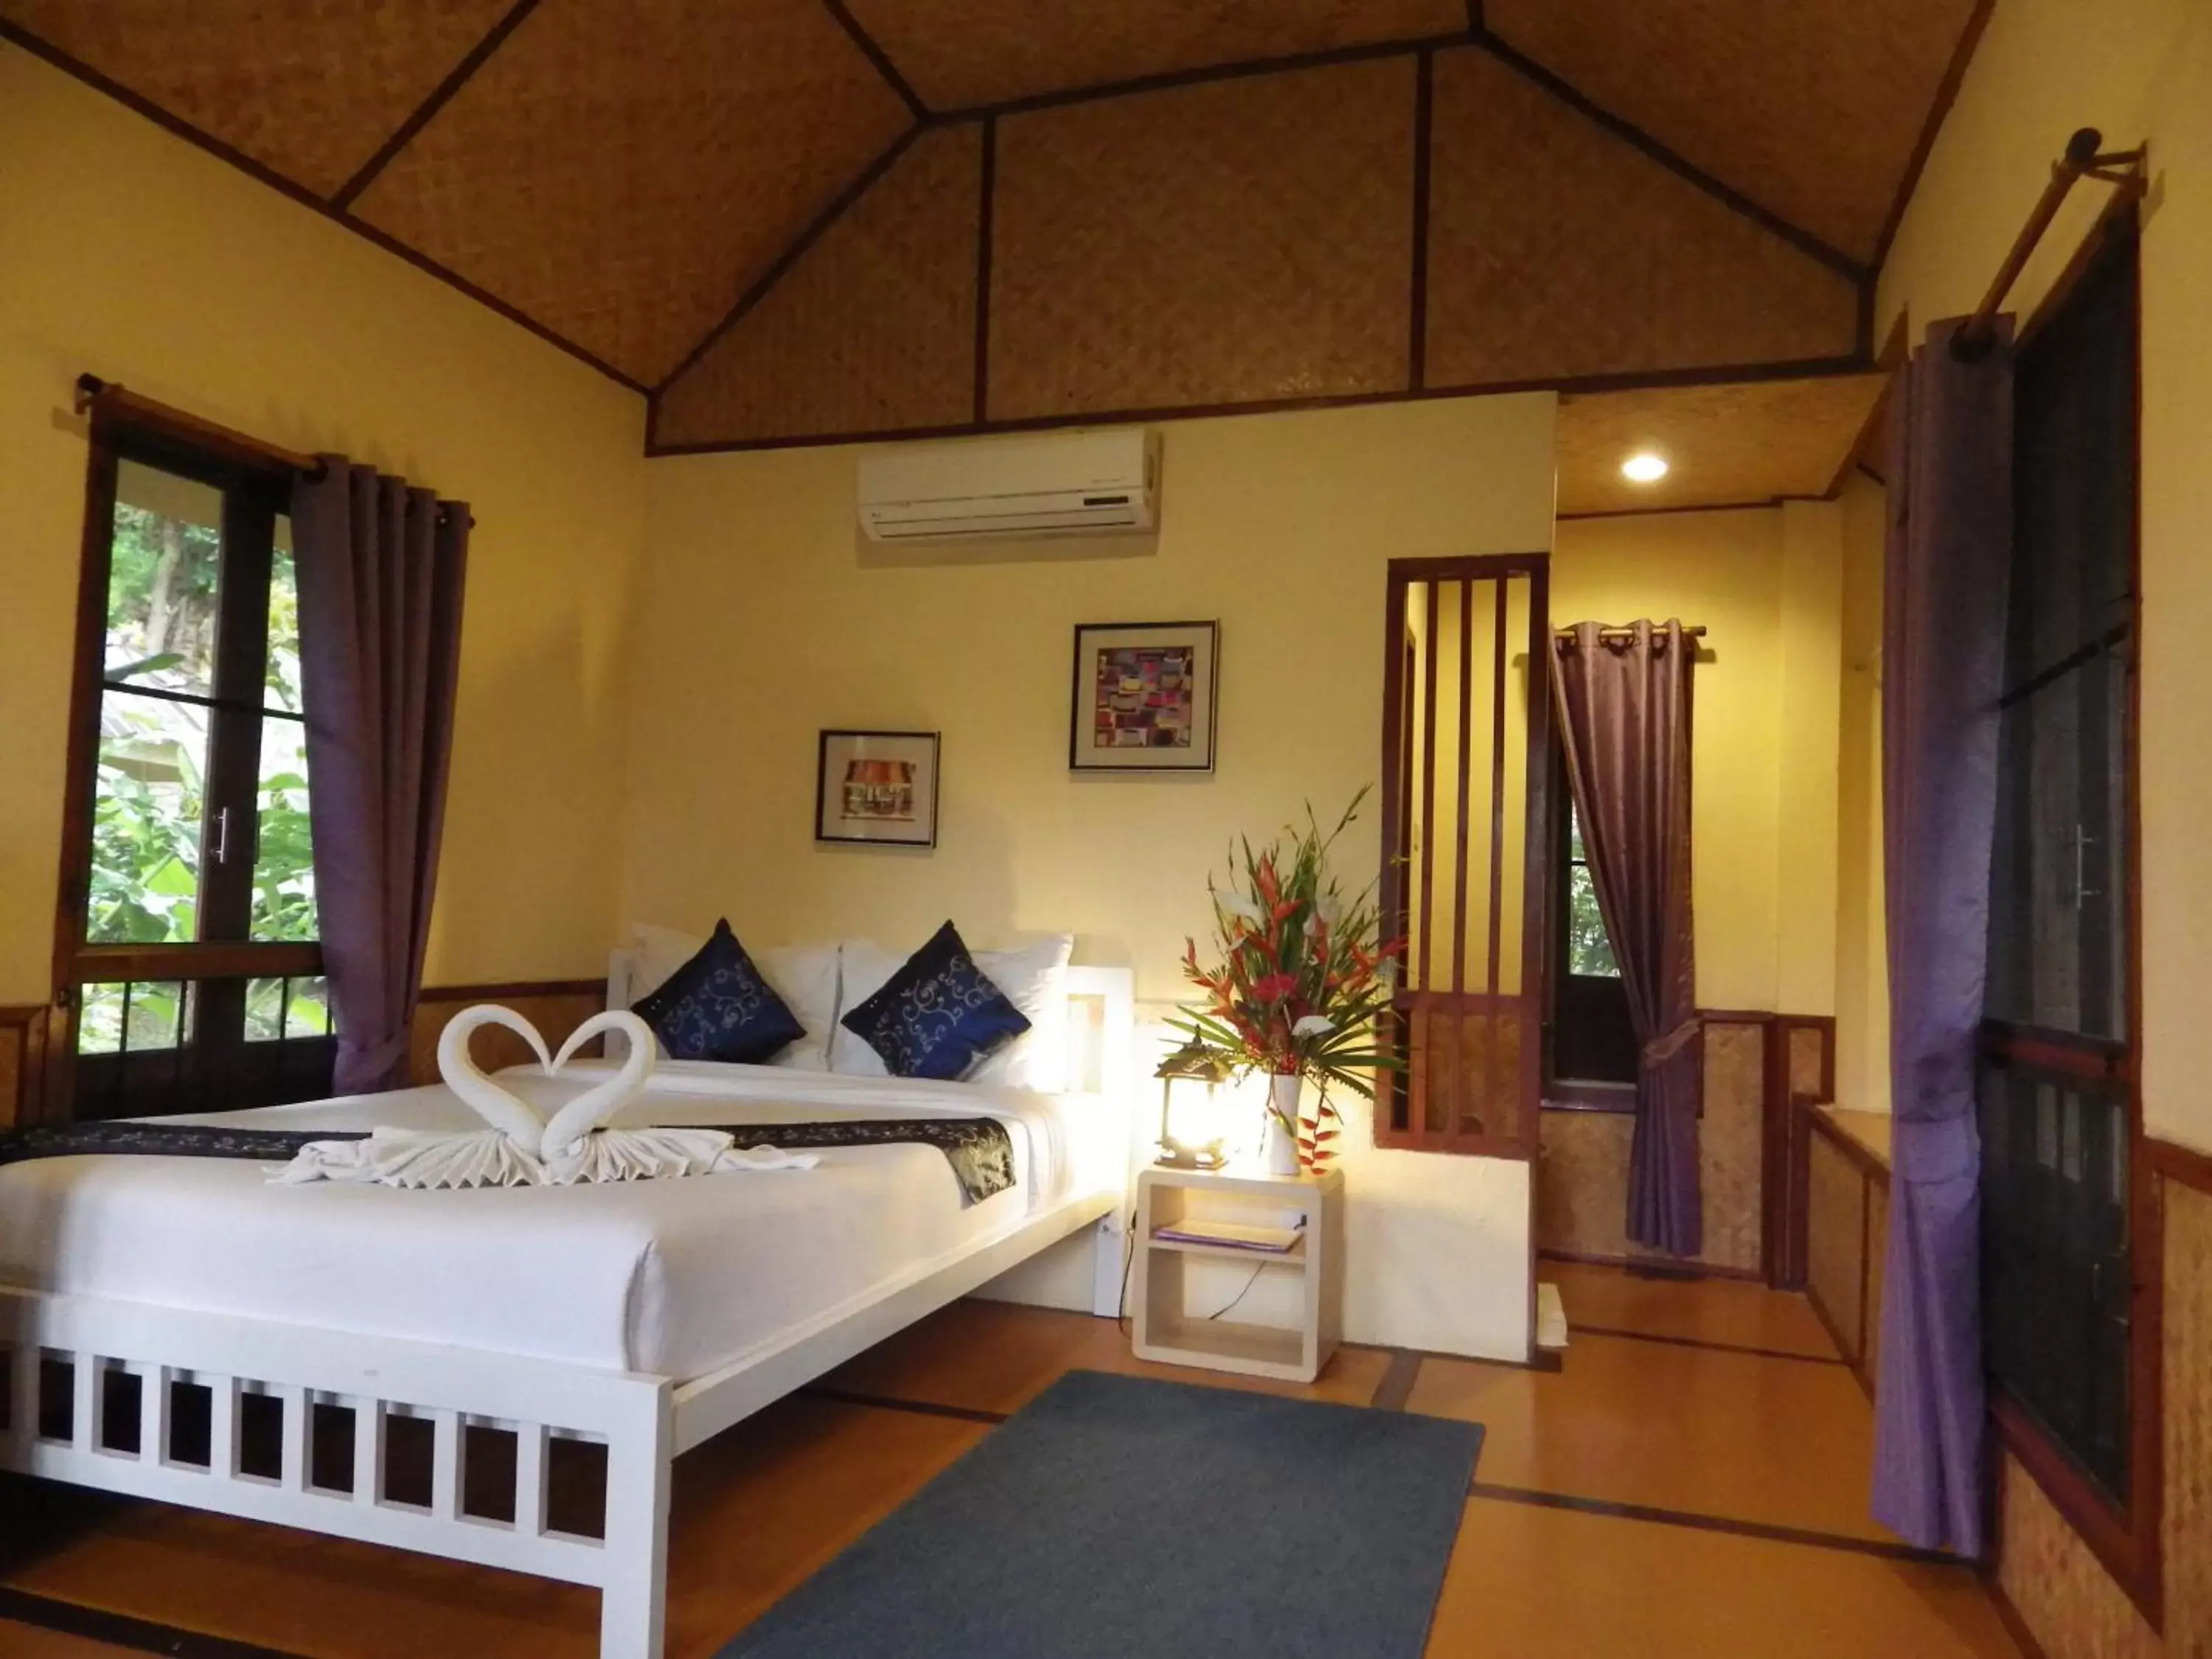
857 428 1159 541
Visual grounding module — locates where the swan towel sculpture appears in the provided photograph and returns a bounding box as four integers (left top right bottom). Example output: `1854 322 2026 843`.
272 1006 821 1189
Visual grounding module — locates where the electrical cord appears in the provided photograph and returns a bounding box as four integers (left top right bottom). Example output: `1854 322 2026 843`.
1205 1264 1267 1321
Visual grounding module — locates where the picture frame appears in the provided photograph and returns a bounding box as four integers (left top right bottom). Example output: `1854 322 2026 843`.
1068 620 1219 773
815 729 941 846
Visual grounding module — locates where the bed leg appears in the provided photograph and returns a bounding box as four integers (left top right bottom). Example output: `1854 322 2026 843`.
1091 1214 1127 1318
598 1382 673 1659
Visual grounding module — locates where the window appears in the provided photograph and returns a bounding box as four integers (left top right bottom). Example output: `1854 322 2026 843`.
1548 757 1638 1093
59 414 334 1119
1978 220 2140 1519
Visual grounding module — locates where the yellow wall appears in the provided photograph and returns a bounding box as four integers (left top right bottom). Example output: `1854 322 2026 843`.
1876 0 2212 1152
630 395 1557 1357
1551 505 1843 1017
1833 472 1890 1113
0 44 649 1001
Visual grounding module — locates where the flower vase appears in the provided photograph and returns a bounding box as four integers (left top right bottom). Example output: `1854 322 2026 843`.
1261 1073 1304 1176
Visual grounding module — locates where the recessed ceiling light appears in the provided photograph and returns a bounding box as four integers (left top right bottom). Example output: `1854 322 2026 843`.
1621 452 1669 484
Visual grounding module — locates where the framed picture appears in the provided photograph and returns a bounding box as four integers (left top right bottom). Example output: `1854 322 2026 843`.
815 730 940 846
1069 620 1219 773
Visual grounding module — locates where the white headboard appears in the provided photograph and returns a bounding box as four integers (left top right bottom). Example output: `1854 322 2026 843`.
605 948 1135 1101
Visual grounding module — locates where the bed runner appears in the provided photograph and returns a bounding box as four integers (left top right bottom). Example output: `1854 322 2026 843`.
0 1117 1016 1203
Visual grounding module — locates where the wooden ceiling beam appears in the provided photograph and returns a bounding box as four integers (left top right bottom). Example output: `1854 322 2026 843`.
330 0 545 212
818 0 928 120
1865 0 1998 284
1467 28 1865 284
0 13 645 394
648 122 925 402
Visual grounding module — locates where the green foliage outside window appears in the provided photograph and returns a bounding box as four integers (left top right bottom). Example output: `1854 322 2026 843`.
1566 809 1621 978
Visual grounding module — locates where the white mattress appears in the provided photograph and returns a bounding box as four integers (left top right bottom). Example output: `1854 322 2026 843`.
0 1063 1119 1382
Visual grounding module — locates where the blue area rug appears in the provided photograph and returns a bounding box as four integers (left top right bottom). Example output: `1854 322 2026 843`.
719 1369 1484 1659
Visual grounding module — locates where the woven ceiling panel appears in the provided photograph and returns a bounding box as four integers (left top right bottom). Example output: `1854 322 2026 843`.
655 124 980 448
0 0 515 198
1425 46 1857 392
1487 0 1980 261
987 58 1415 422
352 0 911 384
1555 375 1886 514
841 0 1461 111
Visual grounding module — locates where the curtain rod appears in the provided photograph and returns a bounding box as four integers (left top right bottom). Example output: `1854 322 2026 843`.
74 374 476 528
1556 625 1708 642
1956 128 2147 356
75 374 326 479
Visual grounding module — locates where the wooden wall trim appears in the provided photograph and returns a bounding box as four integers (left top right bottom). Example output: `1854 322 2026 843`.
1804 1101 1890 1186
1865 0 1999 282
2146 1133 2212 1195
0 1004 60 1130
646 352 1873 458
0 19 646 393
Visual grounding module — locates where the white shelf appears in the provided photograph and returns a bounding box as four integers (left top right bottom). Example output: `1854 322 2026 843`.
1130 1166 1343 1383
1145 1231 1307 1265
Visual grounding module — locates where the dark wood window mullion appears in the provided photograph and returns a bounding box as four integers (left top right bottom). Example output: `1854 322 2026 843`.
189 486 276 1075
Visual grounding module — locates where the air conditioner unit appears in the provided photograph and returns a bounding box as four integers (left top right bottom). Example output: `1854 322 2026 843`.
857 428 1159 541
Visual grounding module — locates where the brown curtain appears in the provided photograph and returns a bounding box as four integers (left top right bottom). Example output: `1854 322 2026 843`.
1552 619 1700 1255
293 458 470 1095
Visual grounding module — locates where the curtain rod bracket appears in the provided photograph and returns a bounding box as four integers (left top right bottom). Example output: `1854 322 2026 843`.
1956 131 2147 358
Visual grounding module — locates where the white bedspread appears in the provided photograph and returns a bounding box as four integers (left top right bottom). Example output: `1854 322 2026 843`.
0 1064 1119 1381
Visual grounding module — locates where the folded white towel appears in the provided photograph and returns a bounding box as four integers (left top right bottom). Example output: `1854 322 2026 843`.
541 1127 819 1186
272 1126 547 1189
272 1004 823 1190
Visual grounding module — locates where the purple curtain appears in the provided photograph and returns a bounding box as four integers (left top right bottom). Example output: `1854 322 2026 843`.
293 459 470 1096
1552 620 1701 1256
1870 318 2013 1554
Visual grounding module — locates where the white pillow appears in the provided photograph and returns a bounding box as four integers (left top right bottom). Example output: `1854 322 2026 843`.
627 923 838 1071
830 933 1075 1090
969 934 1076 1092
826 939 902 1077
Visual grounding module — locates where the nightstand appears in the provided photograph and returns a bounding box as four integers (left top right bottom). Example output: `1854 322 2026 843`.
1130 1164 1343 1382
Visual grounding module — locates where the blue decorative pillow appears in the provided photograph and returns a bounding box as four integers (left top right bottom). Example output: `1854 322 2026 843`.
839 921 1032 1082
633 920 805 1064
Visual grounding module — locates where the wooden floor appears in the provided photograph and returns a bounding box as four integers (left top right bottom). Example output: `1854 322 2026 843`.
0 1259 2021 1658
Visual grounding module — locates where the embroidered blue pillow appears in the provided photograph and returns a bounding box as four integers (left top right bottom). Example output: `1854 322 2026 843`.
839 921 1032 1081
633 920 805 1064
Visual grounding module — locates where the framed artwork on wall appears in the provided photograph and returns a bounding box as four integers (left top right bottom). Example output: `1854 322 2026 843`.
1069 620 1219 773
815 730 940 846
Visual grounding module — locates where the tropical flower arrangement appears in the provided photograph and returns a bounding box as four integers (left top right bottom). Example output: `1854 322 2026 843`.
1171 790 1405 1171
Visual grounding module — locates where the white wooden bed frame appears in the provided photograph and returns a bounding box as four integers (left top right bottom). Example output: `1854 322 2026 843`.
0 962 1136 1658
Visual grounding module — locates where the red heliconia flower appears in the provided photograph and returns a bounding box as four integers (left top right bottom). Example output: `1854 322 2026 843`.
1251 973 1298 1002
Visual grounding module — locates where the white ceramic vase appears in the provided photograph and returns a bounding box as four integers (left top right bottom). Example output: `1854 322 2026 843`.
1261 1073 1304 1177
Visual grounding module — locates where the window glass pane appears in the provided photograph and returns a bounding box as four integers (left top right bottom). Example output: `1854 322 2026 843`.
124 981 189 1052
1985 650 2126 1038
246 975 333 1042
1566 863 1618 978
77 983 125 1054
104 461 223 698
88 689 209 944
250 715 317 942
265 515 302 714
2008 233 2135 692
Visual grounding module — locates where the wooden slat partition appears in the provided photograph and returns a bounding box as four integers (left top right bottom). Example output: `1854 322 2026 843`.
1377 554 1548 1158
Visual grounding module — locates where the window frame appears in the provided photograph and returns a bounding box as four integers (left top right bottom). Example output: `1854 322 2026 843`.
1975 209 2160 1623
51 402 330 1119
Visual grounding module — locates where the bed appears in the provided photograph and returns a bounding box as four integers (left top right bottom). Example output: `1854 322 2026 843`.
0 959 1136 1658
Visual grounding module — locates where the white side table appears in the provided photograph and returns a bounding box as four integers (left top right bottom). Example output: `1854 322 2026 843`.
1130 1165 1344 1382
